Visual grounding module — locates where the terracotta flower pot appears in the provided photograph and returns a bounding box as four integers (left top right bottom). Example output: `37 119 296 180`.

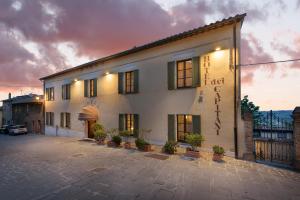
107 141 115 147
212 153 224 162
143 144 152 152
96 140 105 145
185 148 201 158
124 142 131 149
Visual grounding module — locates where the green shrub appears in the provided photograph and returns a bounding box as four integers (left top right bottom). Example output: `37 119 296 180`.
135 138 149 150
94 129 107 141
163 141 178 154
112 135 122 146
186 134 205 151
212 145 225 155
93 123 104 132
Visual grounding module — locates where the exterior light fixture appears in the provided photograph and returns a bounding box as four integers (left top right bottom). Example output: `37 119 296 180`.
35 96 40 100
74 78 78 82
105 72 110 75
215 47 221 51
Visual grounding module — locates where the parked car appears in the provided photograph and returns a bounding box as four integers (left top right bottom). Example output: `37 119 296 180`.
0 125 11 134
8 125 28 136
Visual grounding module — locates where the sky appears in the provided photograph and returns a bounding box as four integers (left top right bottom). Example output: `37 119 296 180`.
0 0 299 110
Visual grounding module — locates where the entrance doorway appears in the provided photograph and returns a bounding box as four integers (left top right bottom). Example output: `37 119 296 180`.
88 120 96 138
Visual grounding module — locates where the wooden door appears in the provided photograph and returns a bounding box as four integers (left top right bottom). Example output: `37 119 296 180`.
88 121 96 138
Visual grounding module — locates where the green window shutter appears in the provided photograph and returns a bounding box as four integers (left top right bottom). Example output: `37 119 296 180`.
133 114 139 138
192 56 200 87
60 113 64 127
119 114 125 131
61 85 64 100
192 115 201 134
118 72 124 94
93 78 97 97
167 61 175 90
84 80 88 97
133 70 139 93
67 84 71 99
168 114 176 141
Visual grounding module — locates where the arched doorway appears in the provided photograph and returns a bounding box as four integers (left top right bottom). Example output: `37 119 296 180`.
78 106 99 138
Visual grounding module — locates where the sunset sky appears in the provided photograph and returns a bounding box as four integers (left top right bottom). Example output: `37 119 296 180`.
0 0 299 110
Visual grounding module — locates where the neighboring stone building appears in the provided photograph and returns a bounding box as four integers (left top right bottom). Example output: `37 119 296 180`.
40 14 248 158
1 93 44 134
0 106 3 127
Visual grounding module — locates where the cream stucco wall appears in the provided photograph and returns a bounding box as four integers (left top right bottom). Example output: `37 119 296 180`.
44 23 246 157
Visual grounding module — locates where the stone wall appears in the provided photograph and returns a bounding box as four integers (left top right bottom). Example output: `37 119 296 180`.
293 107 300 170
242 112 255 161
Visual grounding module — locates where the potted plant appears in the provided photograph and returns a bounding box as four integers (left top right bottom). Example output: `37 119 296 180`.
185 133 205 158
111 135 122 147
120 130 132 149
135 138 151 152
106 128 118 147
139 129 152 151
163 141 178 154
212 145 225 162
93 123 106 145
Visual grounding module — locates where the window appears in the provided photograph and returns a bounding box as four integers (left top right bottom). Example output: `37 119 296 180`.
60 112 71 129
125 114 134 134
46 112 54 126
118 70 138 94
177 114 192 142
119 114 139 136
84 79 97 97
125 71 134 93
46 87 54 101
177 59 192 88
62 84 71 100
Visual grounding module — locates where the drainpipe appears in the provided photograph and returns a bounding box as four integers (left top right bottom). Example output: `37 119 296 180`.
233 22 238 158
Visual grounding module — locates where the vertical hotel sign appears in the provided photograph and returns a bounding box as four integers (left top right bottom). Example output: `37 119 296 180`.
203 55 225 135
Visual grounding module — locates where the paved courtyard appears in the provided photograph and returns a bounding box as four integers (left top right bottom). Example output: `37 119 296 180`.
0 135 299 200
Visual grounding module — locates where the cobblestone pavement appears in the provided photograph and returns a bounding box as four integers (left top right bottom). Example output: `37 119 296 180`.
0 135 299 200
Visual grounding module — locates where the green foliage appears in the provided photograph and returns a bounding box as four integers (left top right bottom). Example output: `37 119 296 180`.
212 145 225 155
112 135 122 146
241 95 261 123
93 123 106 141
135 138 149 150
119 130 133 143
119 130 132 137
163 141 178 154
94 129 107 141
186 134 205 151
93 123 104 132
106 128 118 138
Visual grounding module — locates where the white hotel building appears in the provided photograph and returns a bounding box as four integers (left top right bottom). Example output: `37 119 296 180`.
40 14 248 158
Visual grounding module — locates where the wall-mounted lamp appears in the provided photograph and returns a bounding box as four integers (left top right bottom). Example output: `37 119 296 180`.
215 47 221 51
74 78 78 82
105 72 110 75
35 96 40 100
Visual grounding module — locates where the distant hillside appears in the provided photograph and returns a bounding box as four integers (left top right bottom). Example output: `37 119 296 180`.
259 110 293 122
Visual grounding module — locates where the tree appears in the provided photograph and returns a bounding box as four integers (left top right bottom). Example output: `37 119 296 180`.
241 95 261 124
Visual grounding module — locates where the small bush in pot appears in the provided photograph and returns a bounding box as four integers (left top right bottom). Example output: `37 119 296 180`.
94 130 107 145
135 138 151 151
112 135 122 147
185 133 205 158
120 130 132 149
93 123 106 145
212 145 225 162
163 141 178 154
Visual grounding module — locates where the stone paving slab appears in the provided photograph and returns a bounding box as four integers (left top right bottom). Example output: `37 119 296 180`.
0 134 299 200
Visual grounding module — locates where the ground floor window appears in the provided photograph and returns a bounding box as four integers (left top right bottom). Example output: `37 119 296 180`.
177 114 193 142
60 112 71 129
119 114 139 136
46 112 54 126
125 114 134 134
